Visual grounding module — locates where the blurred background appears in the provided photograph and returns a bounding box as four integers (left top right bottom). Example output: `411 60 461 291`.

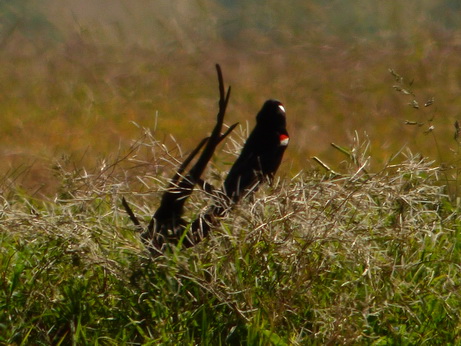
1 0 461 194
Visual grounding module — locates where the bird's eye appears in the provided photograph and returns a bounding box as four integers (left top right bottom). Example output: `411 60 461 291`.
278 104 285 113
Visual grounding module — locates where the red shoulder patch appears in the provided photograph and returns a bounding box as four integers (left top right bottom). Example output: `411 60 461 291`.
279 134 289 146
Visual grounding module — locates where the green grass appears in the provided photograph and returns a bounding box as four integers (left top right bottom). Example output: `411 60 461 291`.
1 131 460 344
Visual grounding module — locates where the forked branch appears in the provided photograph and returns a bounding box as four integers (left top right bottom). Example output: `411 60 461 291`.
123 64 236 252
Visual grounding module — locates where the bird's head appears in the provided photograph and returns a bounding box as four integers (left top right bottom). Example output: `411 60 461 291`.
256 99 287 131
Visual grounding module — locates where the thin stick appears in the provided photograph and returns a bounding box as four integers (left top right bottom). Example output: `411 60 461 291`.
121 197 143 231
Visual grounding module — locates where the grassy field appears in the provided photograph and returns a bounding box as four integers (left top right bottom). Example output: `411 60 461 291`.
1 135 460 344
1 1 461 344
1 0 461 194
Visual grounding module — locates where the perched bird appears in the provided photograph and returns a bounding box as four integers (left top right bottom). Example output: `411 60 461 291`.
223 99 289 202
188 99 289 245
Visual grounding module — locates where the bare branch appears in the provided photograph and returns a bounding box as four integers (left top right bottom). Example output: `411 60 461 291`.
121 197 143 231
141 64 234 252
219 123 239 143
170 136 209 186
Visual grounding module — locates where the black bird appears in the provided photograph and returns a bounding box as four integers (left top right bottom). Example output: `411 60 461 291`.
188 99 289 245
223 99 289 202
